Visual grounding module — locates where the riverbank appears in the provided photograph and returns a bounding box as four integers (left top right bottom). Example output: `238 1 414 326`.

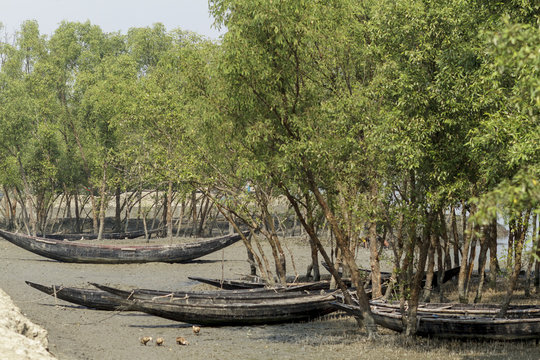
0 287 55 359
1 235 538 359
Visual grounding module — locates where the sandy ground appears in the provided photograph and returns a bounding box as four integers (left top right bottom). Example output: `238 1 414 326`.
0 235 538 360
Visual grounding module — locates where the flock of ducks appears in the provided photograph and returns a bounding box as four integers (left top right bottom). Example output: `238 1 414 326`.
140 325 201 347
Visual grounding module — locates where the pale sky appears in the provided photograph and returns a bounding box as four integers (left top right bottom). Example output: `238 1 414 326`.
0 0 224 39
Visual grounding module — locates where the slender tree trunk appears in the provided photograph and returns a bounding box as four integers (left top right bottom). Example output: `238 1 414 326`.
488 217 499 288
474 225 490 303
97 167 107 240
500 210 531 316
191 190 198 236
422 232 436 302
115 187 121 231
369 219 382 298
305 194 320 281
2 186 16 229
451 206 460 268
535 215 540 294
90 192 98 234
439 209 451 270
406 212 432 336
74 191 81 233
464 224 479 298
457 205 473 303
507 219 515 275
16 155 36 235
384 211 404 300
259 191 287 284
167 180 173 240
435 230 445 303
524 214 537 297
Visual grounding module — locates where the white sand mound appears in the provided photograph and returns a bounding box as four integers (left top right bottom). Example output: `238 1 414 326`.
0 288 56 360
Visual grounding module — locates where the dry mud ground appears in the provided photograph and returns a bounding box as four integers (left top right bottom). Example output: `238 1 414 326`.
0 235 538 360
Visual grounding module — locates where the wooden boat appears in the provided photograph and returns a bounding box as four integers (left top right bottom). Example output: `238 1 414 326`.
113 293 337 326
42 228 161 241
188 276 331 291
321 262 460 288
26 281 328 310
0 229 246 264
370 300 540 317
90 282 328 302
332 301 540 340
25 281 125 310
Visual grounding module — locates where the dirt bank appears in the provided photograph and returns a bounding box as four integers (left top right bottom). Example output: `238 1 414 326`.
0 235 537 360
0 287 55 359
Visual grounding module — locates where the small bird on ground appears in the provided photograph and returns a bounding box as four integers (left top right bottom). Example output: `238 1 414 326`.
192 325 201 335
176 336 189 345
156 337 164 346
140 336 152 346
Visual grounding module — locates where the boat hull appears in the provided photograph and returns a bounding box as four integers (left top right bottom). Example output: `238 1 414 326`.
0 229 245 264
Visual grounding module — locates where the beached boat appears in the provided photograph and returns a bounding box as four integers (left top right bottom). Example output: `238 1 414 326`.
27 281 337 325
90 282 329 301
0 229 246 264
188 276 332 290
42 228 161 241
25 281 125 310
113 293 337 326
321 262 460 288
332 301 540 340
26 281 329 310
370 300 540 317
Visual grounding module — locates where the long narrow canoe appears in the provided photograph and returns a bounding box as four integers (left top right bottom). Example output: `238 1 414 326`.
332 301 540 340
42 228 161 241
321 262 461 288
370 300 540 317
90 282 327 300
188 276 332 291
114 294 337 326
0 229 246 264
25 281 125 310
25 281 329 310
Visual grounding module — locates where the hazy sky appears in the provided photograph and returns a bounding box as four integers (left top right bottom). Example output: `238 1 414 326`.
0 0 224 39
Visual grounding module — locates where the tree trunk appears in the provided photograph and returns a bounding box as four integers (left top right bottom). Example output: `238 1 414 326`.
451 206 460 268
191 190 198 236
488 217 499 289
115 187 121 231
74 191 81 233
97 167 107 240
167 180 173 240
507 219 515 275
369 219 382 298
406 212 432 336
439 209 451 270
499 210 531 316
464 223 479 298
422 232 436 302
524 214 537 297
457 205 473 303
474 225 490 303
